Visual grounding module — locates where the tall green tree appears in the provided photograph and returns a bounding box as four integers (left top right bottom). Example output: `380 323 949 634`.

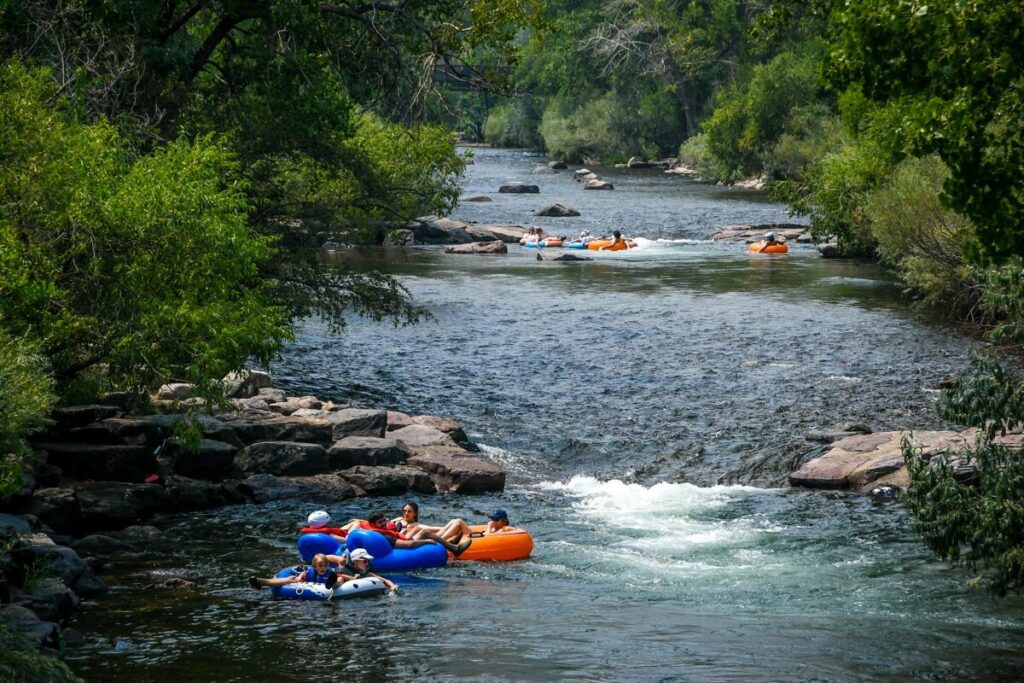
828 0 1024 262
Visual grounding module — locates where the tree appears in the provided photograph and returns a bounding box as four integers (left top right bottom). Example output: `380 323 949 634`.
0 61 290 396
828 0 1024 262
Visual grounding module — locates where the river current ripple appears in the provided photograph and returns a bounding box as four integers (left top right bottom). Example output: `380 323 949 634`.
68 148 1024 681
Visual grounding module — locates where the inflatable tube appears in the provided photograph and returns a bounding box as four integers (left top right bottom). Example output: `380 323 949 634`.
586 239 636 251
522 240 543 248
450 526 534 562
566 241 587 249
269 565 387 601
748 241 788 254
541 238 563 248
346 529 448 572
297 533 344 561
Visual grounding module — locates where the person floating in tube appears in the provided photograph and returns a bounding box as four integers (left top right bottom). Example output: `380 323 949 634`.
300 510 348 543
342 511 472 556
248 552 353 590
325 548 398 592
430 508 514 542
599 229 632 250
757 231 783 252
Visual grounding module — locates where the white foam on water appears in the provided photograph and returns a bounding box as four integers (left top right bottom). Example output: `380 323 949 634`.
535 476 783 579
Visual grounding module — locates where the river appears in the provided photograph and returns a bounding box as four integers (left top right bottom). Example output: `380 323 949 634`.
67 148 1024 681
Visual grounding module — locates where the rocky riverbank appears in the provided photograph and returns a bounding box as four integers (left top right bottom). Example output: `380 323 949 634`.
0 370 505 662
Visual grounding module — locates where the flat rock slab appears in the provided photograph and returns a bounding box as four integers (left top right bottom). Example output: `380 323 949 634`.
225 415 333 446
710 224 807 242
406 448 506 494
583 179 614 190
234 441 329 476
235 473 357 503
327 408 388 440
327 437 409 468
169 439 238 480
445 241 508 254
338 465 435 496
387 424 459 450
387 411 414 431
463 195 492 202
35 442 157 483
790 430 972 492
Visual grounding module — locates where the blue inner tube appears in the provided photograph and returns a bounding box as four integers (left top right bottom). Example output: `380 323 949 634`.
297 530 449 572
269 565 388 601
523 241 544 248
566 242 586 249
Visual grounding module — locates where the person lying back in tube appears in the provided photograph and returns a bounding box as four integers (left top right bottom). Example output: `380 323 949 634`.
430 508 514 542
341 510 473 556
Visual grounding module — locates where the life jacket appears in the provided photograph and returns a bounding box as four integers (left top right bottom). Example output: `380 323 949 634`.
299 526 348 537
300 567 335 584
358 521 406 540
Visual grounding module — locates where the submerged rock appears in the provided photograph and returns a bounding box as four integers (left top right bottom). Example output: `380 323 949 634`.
583 179 614 190
535 203 581 217
444 241 508 254
498 183 540 194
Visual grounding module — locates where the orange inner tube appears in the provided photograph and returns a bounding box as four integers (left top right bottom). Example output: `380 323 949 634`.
748 241 789 254
541 238 563 247
586 238 636 251
449 525 534 561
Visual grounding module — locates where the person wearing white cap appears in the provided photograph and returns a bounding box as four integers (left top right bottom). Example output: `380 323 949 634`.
326 547 398 592
300 510 347 543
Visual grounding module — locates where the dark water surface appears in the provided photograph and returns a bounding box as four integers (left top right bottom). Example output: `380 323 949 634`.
67 148 1024 681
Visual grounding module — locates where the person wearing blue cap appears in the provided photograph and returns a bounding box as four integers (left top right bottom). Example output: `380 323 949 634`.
432 508 512 541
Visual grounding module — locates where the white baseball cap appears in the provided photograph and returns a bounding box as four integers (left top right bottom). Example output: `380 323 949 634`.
349 548 374 562
307 510 330 528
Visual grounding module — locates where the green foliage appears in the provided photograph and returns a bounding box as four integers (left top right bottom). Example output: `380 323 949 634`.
864 155 976 311
0 623 81 683
774 134 891 256
904 355 1024 595
0 333 54 496
0 60 290 398
483 99 544 149
703 46 828 179
976 260 1024 346
828 0 1024 263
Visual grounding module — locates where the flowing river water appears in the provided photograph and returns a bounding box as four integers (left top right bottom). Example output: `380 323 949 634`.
67 148 1024 681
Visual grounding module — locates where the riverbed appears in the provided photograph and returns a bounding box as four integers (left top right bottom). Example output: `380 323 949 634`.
67 148 1024 681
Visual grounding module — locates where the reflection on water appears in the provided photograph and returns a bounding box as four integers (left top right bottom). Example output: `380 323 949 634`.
66 148 1024 682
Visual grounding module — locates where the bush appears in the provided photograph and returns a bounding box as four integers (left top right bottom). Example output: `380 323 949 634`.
703 46 827 178
483 98 544 149
865 155 976 312
0 60 291 399
0 623 81 682
0 333 55 496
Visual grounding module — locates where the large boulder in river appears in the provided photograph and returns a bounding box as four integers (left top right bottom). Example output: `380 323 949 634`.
406 448 506 493
327 437 409 469
387 424 459 450
224 415 333 446
74 482 167 531
168 439 238 480
573 168 592 180
221 370 272 398
445 241 508 255
67 417 164 446
162 475 229 511
34 442 157 482
387 411 414 431
789 430 973 492
338 465 435 496
234 441 329 476
142 414 242 446
548 160 568 170
326 408 388 440
535 203 581 217
498 183 540 194
410 416 470 446
584 179 614 190
463 195 492 202
234 473 357 504
0 604 61 650
28 488 78 530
